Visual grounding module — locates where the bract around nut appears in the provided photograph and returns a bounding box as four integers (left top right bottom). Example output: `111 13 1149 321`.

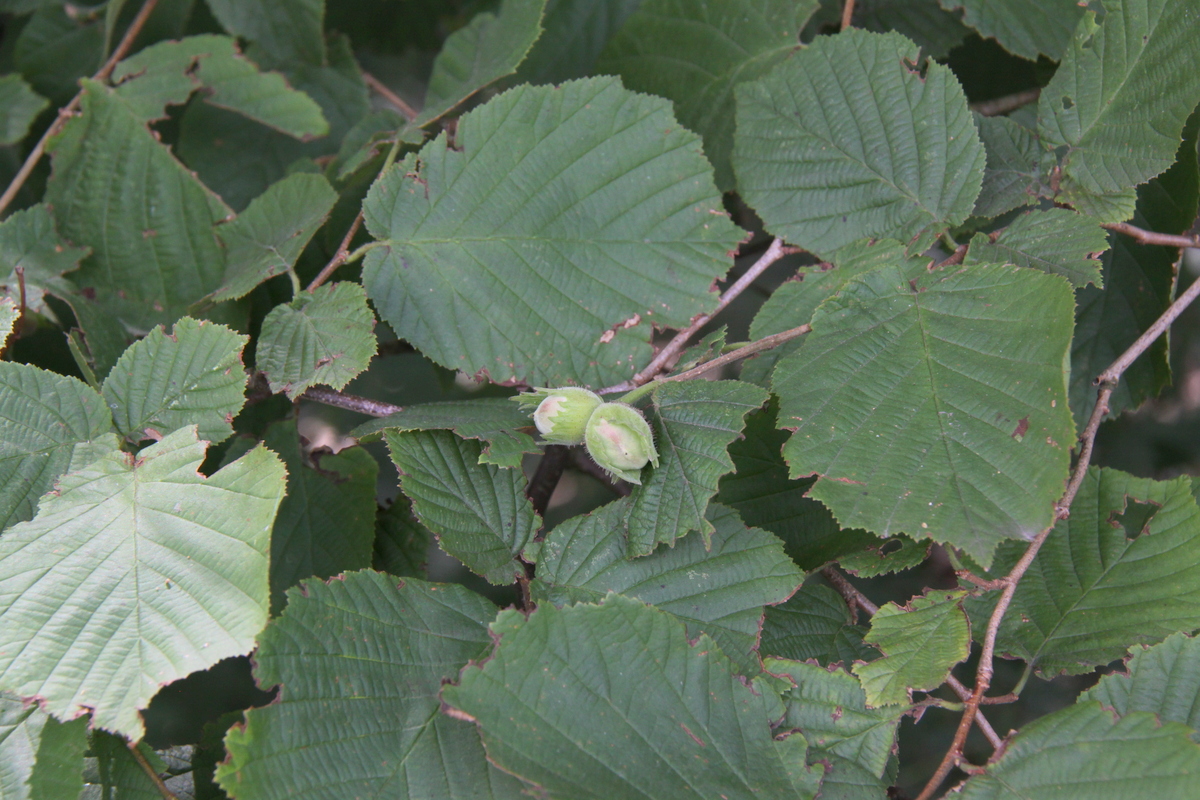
513 387 602 445
584 402 659 485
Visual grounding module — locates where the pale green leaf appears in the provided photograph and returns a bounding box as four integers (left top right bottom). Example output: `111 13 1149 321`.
516 0 645 84
373 499 433 578
775 262 1075 567
0 694 87 800
216 572 525 800
955 701 1200 800
46 80 234 331
597 0 816 191
760 584 875 666
418 0 547 125
386 430 539 584
1084 632 1200 738
112 34 328 137
363 77 741 388
443 594 824 799
352 398 538 469
734 29 985 254
623 379 767 556
529 502 802 673
207 173 338 304
938 0 1084 60
965 208 1108 288
0 428 285 738
255 282 377 399
1038 0 1200 215
766 658 905 778
967 469 1200 676
0 298 16 349
853 589 970 707
204 0 325 67
0 361 112 531
101 317 248 445
0 74 48 146
972 115 1053 219
260 421 378 613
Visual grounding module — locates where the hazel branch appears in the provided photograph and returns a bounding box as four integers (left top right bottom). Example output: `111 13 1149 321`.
1103 221 1200 249
300 386 403 417
361 70 419 121
969 88 1042 117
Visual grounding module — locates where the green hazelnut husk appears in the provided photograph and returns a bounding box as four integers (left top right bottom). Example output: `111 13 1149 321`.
514 387 602 445
584 402 659 485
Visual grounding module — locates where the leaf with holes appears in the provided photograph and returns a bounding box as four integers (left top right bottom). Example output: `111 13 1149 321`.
1083 632 1200 738
0 428 285 738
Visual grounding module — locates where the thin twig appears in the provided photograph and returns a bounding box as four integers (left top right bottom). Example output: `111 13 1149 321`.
969 88 1042 117
606 238 794 393
935 244 969 269
918 246 1200 800
0 0 160 217
1103 221 1200 249
307 210 364 292
526 444 569 521
841 0 856 30
127 740 179 800
300 386 403 417
361 70 419 122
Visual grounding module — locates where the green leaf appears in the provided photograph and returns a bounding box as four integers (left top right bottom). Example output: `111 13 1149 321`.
529 502 802 673
597 0 816 191
443 594 824 799
775 262 1075 568
255 282 377 399
515 0 645 84
386 430 539 584
839 535 930 577
0 298 16 348
206 173 338 304
101 317 248 446
260 421 378 613
417 0 547 125
0 427 285 738
89 733 168 800
0 361 112 531
111 34 328 137
204 0 325 67
734 29 985 254
373 499 433 578
766 658 905 778
967 469 1200 676
216 572 525 800
46 80 234 332
837 0 970 60
718 402 878 570
623 379 767 556
852 589 970 707
363 77 741 388
964 208 1108 288
1 693 87 800
0 205 91 321
760 584 876 666
955 701 1200 800
1038 0 1200 216
1083 632 1200 738
0 74 47 146
972 115 1053 219
352 398 538 469
938 0 1083 61
14 6 102 106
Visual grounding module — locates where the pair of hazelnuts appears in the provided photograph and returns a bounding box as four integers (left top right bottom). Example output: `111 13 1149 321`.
515 388 659 484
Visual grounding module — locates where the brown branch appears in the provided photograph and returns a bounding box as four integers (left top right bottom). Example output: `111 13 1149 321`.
1103 221 1200 249
526 444 569 520
0 0 160 217
918 245 1200 799
969 88 1042 117
606 238 795 393
571 448 632 496
127 740 179 800
307 210 364 292
361 70 419 122
300 386 403 417
935 243 969 269
841 0 856 30
656 324 810 385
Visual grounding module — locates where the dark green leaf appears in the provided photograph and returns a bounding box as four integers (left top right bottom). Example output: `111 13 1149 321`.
972 115 1053 219
734 30 984 254
101 317 248 446
363 77 740 388
964 208 1108 288
760 584 875 666
443 594 824 799
373 499 433 577
352 398 538 469
529 501 802 673
776 262 1075 567
0 205 90 320
0 428 285 738
0 74 47 146
0 693 87 800
853 589 970 707
1083 632 1200 738
516 0 645 84
216 572 525 799
597 0 816 190
623 379 767 556
833 0 971 60
838 535 930 577
204 0 325 67
14 6 102 105
939 0 1083 61
386 430 539 584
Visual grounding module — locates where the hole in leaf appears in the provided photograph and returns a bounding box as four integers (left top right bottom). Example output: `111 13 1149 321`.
1062 96 1075 110
1110 498 1159 540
